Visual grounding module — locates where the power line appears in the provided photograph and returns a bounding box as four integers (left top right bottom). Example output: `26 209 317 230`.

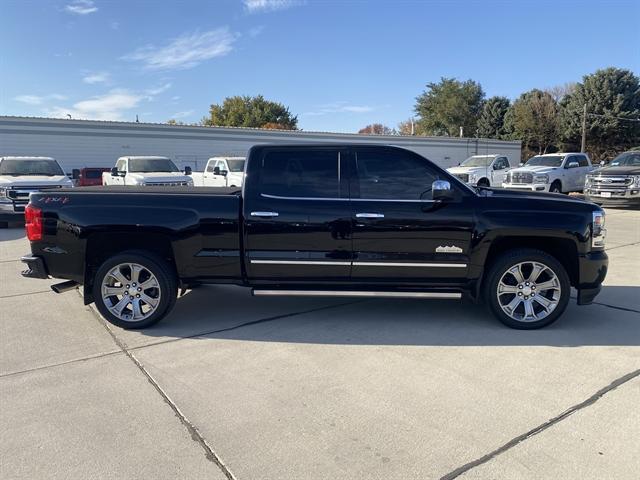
586 112 640 122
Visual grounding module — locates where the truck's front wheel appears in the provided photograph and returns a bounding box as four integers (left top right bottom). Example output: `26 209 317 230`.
484 249 570 329
93 251 177 329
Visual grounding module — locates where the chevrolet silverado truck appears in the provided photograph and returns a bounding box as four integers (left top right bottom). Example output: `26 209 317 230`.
21 144 608 330
503 152 595 193
102 156 194 187
585 151 640 207
0 156 74 226
447 154 512 187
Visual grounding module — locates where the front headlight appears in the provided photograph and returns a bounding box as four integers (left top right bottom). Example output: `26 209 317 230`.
468 173 477 182
533 174 549 184
633 175 640 187
592 210 606 249
506 172 512 182
585 176 593 187
0 187 8 199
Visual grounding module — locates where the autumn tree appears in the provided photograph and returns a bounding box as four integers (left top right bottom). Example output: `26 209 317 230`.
414 78 484 137
358 123 393 135
504 89 560 155
203 95 297 130
477 96 510 139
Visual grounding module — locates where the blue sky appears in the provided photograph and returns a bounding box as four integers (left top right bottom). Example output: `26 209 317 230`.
1 0 638 133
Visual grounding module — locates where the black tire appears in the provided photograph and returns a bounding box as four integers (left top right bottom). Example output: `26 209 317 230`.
477 178 490 187
93 251 177 329
549 181 562 193
483 248 570 329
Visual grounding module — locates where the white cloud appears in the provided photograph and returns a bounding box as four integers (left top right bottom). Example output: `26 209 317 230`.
82 72 110 84
243 0 301 13
144 83 172 97
172 110 194 119
65 0 98 15
15 94 67 105
303 102 375 116
123 28 237 70
46 89 144 121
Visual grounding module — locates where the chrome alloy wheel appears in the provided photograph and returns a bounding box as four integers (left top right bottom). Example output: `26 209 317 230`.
496 261 561 323
101 263 161 322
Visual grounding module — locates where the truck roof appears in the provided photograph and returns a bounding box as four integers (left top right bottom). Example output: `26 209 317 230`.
117 156 171 160
0 156 56 161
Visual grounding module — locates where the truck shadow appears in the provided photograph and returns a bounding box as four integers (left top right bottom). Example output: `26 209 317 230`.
134 284 640 347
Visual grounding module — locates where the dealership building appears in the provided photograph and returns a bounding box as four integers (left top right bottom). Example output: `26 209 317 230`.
0 116 521 172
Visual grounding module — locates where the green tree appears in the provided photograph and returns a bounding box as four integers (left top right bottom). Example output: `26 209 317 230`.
414 77 484 137
203 95 297 129
505 89 560 156
560 68 640 159
477 96 510 139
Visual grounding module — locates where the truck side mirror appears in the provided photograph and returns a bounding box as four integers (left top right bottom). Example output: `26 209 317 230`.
599 160 605 166
567 161 579 169
72 169 80 180
432 180 455 202
110 167 119 177
184 166 192 175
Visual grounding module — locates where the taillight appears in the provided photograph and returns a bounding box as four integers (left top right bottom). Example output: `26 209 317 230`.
25 204 43 241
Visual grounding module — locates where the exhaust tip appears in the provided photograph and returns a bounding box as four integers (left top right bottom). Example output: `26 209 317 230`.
51 281 79 294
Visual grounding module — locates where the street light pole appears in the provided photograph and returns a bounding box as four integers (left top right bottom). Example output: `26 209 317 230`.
581 104 587 152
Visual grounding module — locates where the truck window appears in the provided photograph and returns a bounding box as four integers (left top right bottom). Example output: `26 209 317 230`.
116 159 126 172
494 157 509 170
355 149 438 200
577 155 590 167
260 150 339 198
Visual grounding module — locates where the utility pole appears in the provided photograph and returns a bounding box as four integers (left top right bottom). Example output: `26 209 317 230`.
581 104 587 152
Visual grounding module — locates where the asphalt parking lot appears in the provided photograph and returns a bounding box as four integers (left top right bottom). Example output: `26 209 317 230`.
1 208 639 480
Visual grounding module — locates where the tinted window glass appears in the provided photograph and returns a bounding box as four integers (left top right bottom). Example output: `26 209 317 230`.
85 170 103 179
577 155 589 167
116 159 126 171
356 149 438 200
260 150 339 198
0 159 64 176
494 157 509 170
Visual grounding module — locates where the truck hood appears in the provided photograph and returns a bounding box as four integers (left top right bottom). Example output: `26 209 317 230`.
0 175 73 187
508 165 560 175
129 172 192 183
589 166 640 176
447 166 489 175
483 186 593 205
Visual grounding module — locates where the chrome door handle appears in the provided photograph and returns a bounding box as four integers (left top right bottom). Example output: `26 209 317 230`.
356 213 384 218
251 211 279 217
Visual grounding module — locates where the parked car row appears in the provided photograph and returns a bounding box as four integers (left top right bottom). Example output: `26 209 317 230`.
446 151 640 206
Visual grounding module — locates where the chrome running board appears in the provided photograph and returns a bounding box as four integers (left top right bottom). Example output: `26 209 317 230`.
252 290 461 299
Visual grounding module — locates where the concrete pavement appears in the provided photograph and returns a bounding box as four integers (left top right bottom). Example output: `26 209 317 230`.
1 208 638 479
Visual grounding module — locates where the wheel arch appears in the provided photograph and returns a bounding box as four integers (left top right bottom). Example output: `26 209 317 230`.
83 230 176 305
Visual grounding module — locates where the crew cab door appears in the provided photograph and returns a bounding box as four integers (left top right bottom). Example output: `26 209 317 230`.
567 154 591 191
204 159 227 187
349 146 473 284
491 157 510 186
243 147 352 282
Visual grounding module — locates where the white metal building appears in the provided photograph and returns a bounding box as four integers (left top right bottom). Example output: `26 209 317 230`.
0 116 521 172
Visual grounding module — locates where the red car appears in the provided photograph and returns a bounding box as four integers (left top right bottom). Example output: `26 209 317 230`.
73 167 111 186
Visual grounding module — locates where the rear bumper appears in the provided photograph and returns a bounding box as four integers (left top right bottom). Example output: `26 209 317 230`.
576 250 608 305
20 255 49 279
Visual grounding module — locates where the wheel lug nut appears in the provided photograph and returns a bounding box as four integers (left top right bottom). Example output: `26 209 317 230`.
136 294 140 298
124 291 128 295
129 296 134 300
518 292 522 296
126 284 130 288
137 287 142 292
519 285 523 289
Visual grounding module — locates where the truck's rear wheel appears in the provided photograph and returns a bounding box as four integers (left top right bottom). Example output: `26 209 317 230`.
477 178 490 187
484 249 570 329
93 251 177 329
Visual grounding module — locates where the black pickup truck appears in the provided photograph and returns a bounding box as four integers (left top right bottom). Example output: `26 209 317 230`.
21 144 608 330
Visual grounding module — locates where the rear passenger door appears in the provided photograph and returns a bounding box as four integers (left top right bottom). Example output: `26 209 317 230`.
350 146 474 284
243 147 352 283
491 157 510 186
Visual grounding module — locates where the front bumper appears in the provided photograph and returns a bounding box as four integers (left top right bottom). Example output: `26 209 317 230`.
585 188 640 207
0 201 26 222
502 183 550 192
21 255 49 279
576 250 608 305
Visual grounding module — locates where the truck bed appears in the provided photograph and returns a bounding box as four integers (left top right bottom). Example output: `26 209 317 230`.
63 185 242 195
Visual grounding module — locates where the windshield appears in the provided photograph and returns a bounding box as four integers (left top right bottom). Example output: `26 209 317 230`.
524 155 564 167
610 152 640 167
0 159 64 176
226 159 246 172
128 158 179 173
461 156 495 167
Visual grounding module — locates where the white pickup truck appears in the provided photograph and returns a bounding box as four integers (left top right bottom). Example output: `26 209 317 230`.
0 156 73 225
446 154 512 187
502 153 595 193
192 157 246 188
103 156 194 187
